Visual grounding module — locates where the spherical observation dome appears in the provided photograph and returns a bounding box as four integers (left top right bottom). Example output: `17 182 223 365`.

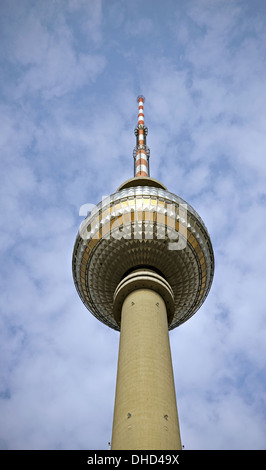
72 177 214 331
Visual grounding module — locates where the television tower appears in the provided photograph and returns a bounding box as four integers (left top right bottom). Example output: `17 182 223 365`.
72 96 214 450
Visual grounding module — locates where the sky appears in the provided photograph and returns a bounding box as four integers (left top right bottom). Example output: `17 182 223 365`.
0 0 266 450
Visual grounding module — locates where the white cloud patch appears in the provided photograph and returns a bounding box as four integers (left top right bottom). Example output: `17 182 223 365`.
1 1 105 100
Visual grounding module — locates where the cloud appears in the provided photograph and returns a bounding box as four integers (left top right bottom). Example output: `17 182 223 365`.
1 1 106 100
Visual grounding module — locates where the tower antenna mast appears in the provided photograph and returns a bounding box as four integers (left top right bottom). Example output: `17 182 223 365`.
133 95 150 177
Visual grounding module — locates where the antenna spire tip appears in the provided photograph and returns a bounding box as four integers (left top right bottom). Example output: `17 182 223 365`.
137 95 145 103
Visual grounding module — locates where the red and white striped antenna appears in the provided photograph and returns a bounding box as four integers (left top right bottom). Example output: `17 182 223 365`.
133 95 150 177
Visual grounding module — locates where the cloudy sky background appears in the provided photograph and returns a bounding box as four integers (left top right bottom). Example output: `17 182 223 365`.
1 0 266 450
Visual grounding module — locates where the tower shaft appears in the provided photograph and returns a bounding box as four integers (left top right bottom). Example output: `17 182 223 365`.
111 271 182 450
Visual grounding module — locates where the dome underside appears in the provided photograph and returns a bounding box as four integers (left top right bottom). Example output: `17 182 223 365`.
72 187 214 331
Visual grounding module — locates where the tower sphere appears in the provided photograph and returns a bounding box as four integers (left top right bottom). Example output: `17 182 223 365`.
72 175 214 331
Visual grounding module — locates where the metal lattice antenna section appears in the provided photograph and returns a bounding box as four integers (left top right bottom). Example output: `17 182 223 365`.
133 95 150 177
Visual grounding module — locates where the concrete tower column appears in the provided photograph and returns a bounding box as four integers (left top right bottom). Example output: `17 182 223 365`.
111 270 182 450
